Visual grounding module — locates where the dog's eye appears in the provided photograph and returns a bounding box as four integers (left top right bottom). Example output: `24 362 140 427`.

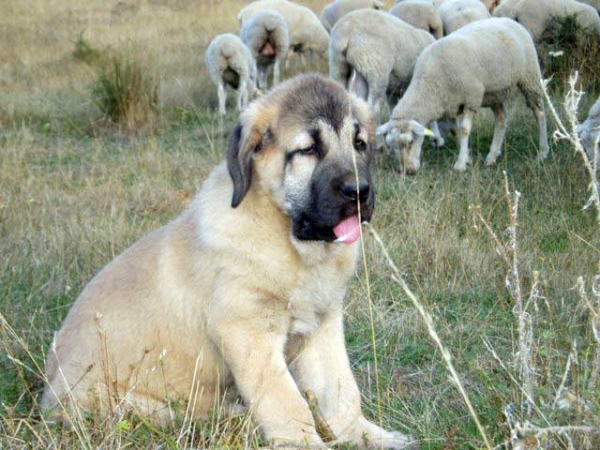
298 144 318 156
354 137 367 152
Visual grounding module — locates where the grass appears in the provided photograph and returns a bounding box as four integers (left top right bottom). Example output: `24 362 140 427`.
92 56 159 130
1 0 600 449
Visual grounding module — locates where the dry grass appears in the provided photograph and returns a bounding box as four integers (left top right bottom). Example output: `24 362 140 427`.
1 0 600 449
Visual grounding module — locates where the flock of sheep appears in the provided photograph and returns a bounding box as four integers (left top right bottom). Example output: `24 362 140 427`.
205 0 600 172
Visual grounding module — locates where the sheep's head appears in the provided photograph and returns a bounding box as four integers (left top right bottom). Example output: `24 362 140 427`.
377 119 433 174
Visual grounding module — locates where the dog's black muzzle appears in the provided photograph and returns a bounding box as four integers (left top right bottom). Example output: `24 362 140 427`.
292 172 375 242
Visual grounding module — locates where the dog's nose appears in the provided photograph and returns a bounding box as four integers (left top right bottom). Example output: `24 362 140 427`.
340 179 371 203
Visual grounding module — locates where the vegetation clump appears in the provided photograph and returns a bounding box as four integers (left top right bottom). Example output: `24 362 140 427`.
92 56 159 130
72 30 103 65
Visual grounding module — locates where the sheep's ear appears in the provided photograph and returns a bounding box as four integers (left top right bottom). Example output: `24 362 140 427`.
409 120 429 137
376 121 390 136
226 120 263 208
374 0 384 9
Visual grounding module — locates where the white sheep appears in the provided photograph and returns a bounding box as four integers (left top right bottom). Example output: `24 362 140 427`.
397 0 497 9
396 0 448 6
578 0 600 11
377 18 549 173
330 9 436 121
481 0 501 12
238 0 329 59
438 0 491 35
320 0 384 32
389 0 444 39
493 0 600 41
205 33 258 115
240 9 289 90
578 96 600 160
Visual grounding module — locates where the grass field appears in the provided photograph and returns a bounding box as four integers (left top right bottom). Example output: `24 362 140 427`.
1 1 600 449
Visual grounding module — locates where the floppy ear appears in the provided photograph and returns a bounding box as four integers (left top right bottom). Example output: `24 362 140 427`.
226 123 247 208
226 122 263 208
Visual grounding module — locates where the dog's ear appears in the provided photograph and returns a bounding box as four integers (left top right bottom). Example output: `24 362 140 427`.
226 121 263 208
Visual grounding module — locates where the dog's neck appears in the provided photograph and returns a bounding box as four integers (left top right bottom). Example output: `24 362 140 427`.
290 235 359 267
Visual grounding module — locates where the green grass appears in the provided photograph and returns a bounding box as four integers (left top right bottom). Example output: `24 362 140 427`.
2 96 600 448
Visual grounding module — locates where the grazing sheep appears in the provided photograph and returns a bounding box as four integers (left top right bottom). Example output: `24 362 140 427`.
438 0 491 35
389 0 444 39
481 0 501 12
238 0 329 58
578 0 600 11
241 10 289 90
578 96 600 160
205 33 257 115
493 0 600 41
330 9 436 121
320 0 384 32
377 18 549 173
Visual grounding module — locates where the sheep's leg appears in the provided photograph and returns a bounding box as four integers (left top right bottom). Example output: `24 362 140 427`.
519 82 550 160
273 60 280 86
367 76 389 125
485 104 508 166
218 81 227 116
238 80 248 111
285 52 291 69
532 103 550 160
454 110 475 171
349 69 369 102
258 67 268 90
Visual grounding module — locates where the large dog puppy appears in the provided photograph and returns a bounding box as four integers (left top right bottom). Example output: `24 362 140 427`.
42 73 414 448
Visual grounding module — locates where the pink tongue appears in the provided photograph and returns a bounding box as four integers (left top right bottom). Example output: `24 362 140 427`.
333 215 361 244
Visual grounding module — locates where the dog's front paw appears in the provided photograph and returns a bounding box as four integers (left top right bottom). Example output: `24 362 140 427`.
367 429 418 450
352 417 418 449
375 430 419 450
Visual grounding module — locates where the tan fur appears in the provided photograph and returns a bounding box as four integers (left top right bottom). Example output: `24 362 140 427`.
42 74 415 449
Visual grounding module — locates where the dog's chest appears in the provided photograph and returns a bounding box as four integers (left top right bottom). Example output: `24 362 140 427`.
287 264 349 335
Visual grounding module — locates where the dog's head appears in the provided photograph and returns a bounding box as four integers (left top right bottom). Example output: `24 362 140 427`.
227 73 375 244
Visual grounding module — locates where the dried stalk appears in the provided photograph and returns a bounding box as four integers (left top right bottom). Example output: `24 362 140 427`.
366 224 493 450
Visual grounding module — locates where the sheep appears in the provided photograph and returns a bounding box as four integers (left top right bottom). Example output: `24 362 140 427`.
320 0 384 32
377 18 550 173
329 9 436 122
438 0 491 35
389 0 444 39
240 10 289 90
395 0 437 4
493 0 600 41
481 0 501 12
406 0 497 8
205 33 258 115
578 0 600 11
238 0 329 59
578 96 600 160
